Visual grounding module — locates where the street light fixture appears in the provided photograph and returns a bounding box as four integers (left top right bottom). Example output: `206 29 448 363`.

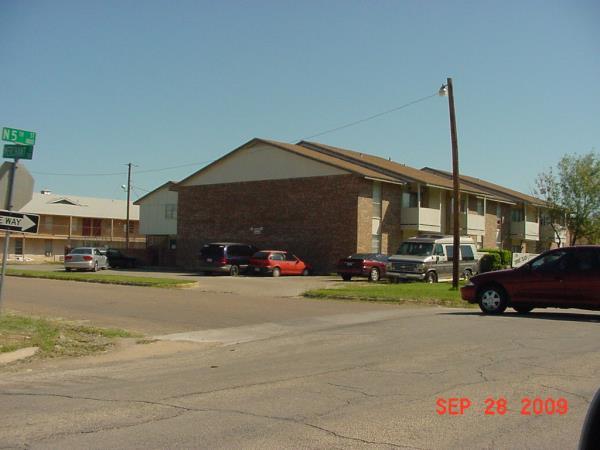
439 78 461 288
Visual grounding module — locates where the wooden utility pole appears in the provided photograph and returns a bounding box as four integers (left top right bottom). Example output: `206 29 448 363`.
125 162 131 250
444 78 461 288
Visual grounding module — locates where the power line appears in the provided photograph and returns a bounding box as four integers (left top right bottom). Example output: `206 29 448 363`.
297 92 438 141
30 92 438 177
30 159 214 177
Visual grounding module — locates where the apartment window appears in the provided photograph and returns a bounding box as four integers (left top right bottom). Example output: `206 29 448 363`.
540 214 550 226
14 238 23 256
469 197 484 215
371 182 382 253
477 199 484 215
372 182 382 218
511 209 524 222
165 204 177 220
402 192 418 208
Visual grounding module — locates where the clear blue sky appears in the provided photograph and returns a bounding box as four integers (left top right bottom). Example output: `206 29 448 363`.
1 0 598 202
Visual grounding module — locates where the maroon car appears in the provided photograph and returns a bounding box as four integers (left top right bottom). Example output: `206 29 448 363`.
461 246 600 314
337 253 388 282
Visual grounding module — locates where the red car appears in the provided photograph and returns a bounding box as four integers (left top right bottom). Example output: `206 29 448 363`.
461 246 600 314
337 253 388 282
248 250 311 277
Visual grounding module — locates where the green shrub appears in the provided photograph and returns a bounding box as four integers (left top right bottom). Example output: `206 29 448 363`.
479 248 511 270
499 249 512 266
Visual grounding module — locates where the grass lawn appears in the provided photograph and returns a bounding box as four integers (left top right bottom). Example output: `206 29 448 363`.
6 269 196 288
304 281 476 308
0 313 138 358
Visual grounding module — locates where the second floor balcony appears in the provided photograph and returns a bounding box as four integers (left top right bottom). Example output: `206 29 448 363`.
460 213 485 236
400 207 442 233
510 220 540 241
541 224 568 245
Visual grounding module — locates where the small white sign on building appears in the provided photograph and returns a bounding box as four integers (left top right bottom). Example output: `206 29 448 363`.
250 226 263 235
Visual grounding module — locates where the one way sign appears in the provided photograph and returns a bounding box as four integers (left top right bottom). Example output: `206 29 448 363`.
0 210 39 233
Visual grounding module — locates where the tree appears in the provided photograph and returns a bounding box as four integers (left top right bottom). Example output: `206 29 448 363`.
535 151 599 245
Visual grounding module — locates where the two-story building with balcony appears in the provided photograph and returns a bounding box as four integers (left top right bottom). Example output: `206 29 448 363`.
422 169 559 253
169 138 544 272
3 191 145 262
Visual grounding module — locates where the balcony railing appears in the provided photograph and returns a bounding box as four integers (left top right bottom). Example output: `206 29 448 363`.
460 214 485 235
541 224 567 244
510 220 540 241
401 207 441 232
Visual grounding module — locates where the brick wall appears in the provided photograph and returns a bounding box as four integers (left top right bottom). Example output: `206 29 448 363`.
381 183 403 254
177 174 363 273
356 181 372 253
483 200 499 248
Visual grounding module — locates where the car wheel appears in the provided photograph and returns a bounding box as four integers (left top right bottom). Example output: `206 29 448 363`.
425 272 437 283
272 267 281 277
478 285 508 314
230 265 240 276
513 305 534 314
92 262 98 272
65 267 72 272
368 267 380 282
302 268 310 276
341 274 352 281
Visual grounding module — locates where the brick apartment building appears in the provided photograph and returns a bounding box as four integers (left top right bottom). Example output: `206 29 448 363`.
169 138 561 272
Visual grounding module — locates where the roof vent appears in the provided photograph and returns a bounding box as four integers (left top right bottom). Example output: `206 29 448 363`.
41 189 52 195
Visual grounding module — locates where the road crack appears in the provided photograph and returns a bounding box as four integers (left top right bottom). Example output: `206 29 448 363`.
0 390 421 448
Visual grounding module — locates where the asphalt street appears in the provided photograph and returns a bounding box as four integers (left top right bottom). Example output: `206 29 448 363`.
0 276 599 449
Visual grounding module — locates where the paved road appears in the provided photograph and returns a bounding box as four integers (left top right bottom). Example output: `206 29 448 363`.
2 276 381 335
0 276 599 449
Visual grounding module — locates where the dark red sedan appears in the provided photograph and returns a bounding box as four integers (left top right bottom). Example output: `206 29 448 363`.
461 246 600 314
337 253 388 282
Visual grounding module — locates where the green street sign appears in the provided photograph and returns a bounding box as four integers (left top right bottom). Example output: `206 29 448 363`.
3 144 34 160
2 127 36 145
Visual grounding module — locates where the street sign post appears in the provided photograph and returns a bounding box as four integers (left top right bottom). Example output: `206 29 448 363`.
0 210 39 233
0 125 37 315
1 127 36 146
3 144 34 160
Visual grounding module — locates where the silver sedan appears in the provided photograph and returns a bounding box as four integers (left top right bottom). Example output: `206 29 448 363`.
64 247 109 272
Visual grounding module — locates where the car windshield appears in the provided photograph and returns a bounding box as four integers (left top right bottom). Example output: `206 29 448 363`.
71 248 92 254
200 245 225 257
252 251 270 260
349 253 375 259
396 242 434 256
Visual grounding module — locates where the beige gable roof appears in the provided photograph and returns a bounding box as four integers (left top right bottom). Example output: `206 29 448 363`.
175 138 404 188
20 193 139 220
133 181 176 205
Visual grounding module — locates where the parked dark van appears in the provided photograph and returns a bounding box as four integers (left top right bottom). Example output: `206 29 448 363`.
198 243 258 276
